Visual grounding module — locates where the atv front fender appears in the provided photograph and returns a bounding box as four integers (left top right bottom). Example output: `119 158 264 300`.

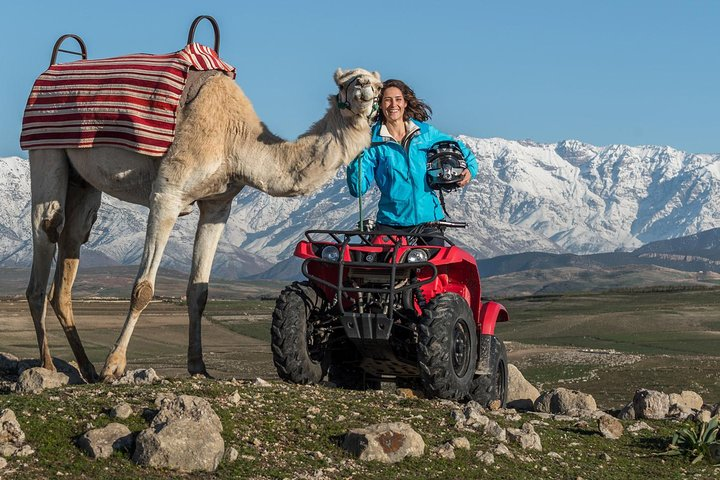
478 301 509 335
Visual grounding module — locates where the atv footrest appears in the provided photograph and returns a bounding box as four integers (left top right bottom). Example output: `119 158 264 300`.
342 313 392 341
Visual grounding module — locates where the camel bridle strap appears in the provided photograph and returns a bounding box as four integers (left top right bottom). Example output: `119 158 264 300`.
336 75 379 119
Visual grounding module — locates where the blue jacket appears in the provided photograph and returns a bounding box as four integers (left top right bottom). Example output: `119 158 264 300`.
347 119 478 227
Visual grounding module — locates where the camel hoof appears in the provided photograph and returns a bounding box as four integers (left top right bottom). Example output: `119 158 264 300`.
81 365 100 384
100 359 126 382
188 360 212 379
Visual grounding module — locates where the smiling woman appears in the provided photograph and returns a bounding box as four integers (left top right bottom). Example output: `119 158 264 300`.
346 78 478 241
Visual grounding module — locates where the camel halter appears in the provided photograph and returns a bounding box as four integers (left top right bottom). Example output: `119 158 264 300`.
336 76 379 120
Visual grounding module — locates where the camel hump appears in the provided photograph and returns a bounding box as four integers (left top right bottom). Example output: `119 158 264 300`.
187 15 221 54
50 34 87 66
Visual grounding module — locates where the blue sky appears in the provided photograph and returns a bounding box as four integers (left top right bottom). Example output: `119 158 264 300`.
2 0 719 156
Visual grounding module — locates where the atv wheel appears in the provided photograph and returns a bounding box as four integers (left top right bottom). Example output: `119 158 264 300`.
328 364 381 390
418 293 478 400
271 282 329 384
468 335 508 407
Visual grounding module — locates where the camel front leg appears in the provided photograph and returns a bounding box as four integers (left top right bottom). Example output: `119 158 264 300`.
186 199 232 377
101 192 185 380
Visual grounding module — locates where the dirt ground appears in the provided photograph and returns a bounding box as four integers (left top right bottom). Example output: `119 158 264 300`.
0 299 277 380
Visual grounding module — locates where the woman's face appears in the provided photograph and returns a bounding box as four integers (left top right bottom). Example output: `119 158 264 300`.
380 86 406 123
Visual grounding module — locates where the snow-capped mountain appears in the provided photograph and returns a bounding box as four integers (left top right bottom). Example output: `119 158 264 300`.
1 136 718 278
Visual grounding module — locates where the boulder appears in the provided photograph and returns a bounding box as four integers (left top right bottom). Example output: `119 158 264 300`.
633 389 669 420
0 409 25 455
114 368 161 385
0 353 19 376
17 358 84 384
133 419 224 472
133 394 225 472
342 422 425 463
598 414 623 439
506 364 540 410
476 450 494 465
669 391 703 411
110 403 133 420
451 436 470 450
151 395 222 432
484 420 506 442
617 402 635 420
16 367 69 394
77 423 133 459
507 422 542 451
435 443 455 459
534 388 597 415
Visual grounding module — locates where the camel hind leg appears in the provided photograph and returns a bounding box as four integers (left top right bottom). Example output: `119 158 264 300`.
26 149 70 371
48 176 102 382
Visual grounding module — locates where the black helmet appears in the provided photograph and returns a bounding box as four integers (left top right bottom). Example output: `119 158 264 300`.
426 141 467 191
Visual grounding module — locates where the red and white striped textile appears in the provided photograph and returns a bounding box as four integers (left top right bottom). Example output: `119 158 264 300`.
20 43 236 156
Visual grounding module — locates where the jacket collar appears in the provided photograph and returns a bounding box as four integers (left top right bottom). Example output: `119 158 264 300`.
372 118 426 143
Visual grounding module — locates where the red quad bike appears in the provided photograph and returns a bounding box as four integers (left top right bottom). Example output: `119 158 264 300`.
271 221 509 404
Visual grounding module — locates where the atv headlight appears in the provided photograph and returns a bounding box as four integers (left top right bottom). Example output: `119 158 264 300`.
406 249 428 263
321 245 340 262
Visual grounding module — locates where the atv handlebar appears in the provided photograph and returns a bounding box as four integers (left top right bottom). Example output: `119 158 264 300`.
432 221 467 229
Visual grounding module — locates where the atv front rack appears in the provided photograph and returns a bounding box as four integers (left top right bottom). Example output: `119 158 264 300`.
301 229 441 321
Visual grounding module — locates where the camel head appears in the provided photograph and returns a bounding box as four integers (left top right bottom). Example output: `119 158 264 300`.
334 68 382 120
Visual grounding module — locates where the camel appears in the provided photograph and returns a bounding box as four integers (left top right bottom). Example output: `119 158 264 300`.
25 66 382 382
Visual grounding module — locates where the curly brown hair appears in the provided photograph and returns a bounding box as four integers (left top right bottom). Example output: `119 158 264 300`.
375 79 433 123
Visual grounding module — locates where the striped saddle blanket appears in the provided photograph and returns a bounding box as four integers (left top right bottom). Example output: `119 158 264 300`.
20 43 235 156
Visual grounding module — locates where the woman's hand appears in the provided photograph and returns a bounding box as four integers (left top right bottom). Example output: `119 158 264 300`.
458 168 472 187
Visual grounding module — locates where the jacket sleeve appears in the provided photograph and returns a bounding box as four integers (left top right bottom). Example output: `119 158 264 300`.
346 148 376 197
456 139 478 178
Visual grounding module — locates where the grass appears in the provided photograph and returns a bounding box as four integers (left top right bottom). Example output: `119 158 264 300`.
1 379 719 479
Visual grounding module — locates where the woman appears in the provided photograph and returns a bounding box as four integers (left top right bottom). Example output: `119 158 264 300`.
347 79 478 239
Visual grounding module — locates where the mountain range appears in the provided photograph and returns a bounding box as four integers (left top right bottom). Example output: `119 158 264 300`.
1 135 718 280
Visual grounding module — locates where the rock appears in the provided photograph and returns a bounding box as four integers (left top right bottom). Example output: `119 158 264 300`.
463 402 489 428
598 452 611 462
598 415 623 439
534 388 597 415
133 395 224 472
14 445 34 457
253 378 271 387
435 443 455 459
494 443 514 458
16 367 69 393
342 422 425 463
667 404 692 420
133 419 225 472
151 395 222 432
114 368 161 385
451 436 470 450
484 420 506 442
0 353 19 375
507 422 542 451
16 358 85 384
0 409 25 446
476 450 494 465
77 423 133 459
506 364 540 410
110 403 133 420
396 388 419 399
633 389 669 420
0 456 6 469
669 391 703 411
627 421 654 433
225 446 239 463
695 410 712 423
617 402 635 420
547 451 563 460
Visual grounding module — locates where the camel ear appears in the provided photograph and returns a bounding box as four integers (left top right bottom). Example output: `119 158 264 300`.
372 71 381 81
334 68 345 86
